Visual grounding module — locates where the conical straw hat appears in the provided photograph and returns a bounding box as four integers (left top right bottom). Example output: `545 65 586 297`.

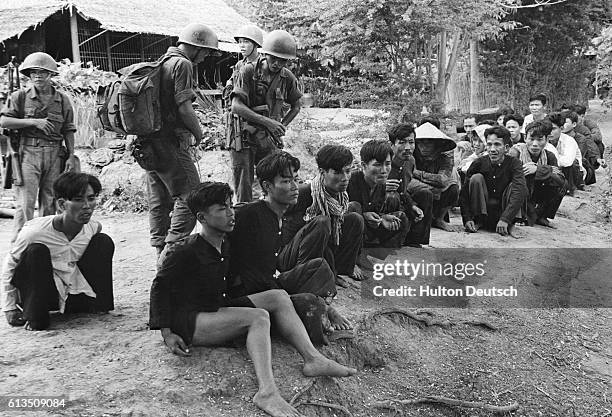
415 122 456 152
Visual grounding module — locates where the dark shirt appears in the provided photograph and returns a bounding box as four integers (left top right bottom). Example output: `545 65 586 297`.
159 46 196 130
347 171 387 213
529 150 564 185
583 118 602 143
389 154 416 207
283 183 314 243
231 55 302 120
149 234 233 329
1 86 76 141
230 200 284 295
460 155 527 224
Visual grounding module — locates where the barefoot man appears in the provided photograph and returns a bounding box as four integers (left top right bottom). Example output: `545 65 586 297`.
231 151 353 332
150 182 356 417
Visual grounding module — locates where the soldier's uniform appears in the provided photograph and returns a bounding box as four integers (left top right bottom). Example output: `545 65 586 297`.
145 24 220 252
229 30 303 202
1 53 76 243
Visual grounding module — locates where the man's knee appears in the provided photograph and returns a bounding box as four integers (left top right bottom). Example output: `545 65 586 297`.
265 289 292 308
343 212 364 231
469 173 485 184
89 233 115 252
249 308 271 326
411 188 434 205
308 215 331 234
23 243 51 259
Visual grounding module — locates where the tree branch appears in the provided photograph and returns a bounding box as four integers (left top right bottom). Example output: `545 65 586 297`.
504 0 570 9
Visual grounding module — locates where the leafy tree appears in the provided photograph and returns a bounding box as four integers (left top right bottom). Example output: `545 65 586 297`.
480 0 612 112
595 25 612 103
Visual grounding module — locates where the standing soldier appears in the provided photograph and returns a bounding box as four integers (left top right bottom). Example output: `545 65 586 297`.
226 25 263 202
0 52 78 243
146 23 220 258
230 29 303 202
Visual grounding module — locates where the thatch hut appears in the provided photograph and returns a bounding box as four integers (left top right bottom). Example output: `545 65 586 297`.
0 0 251 88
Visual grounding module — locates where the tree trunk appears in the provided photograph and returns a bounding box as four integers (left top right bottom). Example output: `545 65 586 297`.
426 36 433 93
469 38 479 113
436 30 447 104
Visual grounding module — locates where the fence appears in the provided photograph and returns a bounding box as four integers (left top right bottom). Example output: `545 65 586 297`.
77 15 173 72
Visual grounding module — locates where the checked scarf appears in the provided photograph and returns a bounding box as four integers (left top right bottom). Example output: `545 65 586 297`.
304 174 348 245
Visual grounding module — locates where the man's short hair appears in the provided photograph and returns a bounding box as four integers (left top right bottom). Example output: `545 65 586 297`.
256 150 301 186
529 93 547 105
53 172 102 200
571 104 587 116
418 116 441 129
463 114 477 122
360 139 393 164
525 119 553 139
560 109 579 124
187 182 233 215
503 114 524 126
479 119 497 126
387 123 415 144
315 144 353 171
497 105 514 118
546 112 564 128
484 125 512 146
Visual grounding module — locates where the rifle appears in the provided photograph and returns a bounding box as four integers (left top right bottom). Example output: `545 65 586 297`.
2 57 23 189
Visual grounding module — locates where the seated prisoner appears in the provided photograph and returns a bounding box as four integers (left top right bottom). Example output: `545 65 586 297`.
347 140 411 248
412 122 461 232
230 151 352 331
1 172 114 330
387 123 432 247
509 120 566 228
149 182 356 417
460 125 528 236
282 144 365 286
544 113 585 196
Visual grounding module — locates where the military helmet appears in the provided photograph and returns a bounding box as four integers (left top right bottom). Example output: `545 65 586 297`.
178 23 220 51
19 52 59 76
234 25 264 47
260 30 297 60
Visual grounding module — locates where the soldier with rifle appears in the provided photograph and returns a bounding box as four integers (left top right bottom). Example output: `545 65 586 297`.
1 57 23 191
0 52 78 243
230 29 303 202
225 25 263 201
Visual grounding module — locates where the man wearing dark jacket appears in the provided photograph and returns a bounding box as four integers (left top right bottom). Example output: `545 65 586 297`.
509 121 566 227
282 144 364 286
146 24 220 258
460 125 527 236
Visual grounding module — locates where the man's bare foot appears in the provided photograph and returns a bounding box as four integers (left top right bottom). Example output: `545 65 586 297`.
303 355 357 378
253 389 302 417
350 265 365 281
327 306 352 331
335 275 350 288
536 217 556 228
433 218 462 232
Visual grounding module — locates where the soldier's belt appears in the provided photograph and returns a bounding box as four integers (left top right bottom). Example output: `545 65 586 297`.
22 137 61 147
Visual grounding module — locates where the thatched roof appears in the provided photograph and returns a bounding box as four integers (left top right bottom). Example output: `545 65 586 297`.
0 0 251 52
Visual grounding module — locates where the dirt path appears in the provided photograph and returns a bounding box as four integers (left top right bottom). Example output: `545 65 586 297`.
0 103 611 416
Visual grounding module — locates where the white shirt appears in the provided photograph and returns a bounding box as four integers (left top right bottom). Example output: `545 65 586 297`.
545 133 585 176
521 113 547 134
1 216 101 313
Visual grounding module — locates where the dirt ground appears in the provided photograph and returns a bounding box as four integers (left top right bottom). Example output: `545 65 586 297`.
0 102 611 417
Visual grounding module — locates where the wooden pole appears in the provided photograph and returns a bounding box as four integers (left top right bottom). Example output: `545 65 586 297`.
69 7 81 63
105 32 113 71
140 35 145 61
469 38 479 113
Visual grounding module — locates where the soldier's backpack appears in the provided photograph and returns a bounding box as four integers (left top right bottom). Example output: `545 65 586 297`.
97 56 172 136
